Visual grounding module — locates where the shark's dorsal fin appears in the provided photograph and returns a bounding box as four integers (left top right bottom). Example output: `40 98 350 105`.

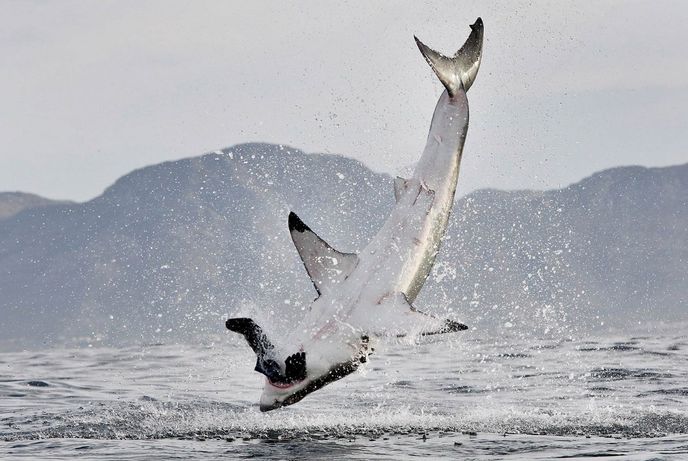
365 292 468 338
288 212 359 296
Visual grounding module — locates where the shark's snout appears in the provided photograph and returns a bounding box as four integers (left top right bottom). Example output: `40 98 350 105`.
259 378 310 412
259 396 283 412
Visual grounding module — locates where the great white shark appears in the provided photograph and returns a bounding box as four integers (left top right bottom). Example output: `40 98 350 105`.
226 18 484 411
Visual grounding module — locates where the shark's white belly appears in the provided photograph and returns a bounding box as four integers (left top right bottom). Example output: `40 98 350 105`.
359 89 469 303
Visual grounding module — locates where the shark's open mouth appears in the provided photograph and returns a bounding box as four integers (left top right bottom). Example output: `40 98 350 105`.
262 339 373 411
261 358 362 412
267 379 303 389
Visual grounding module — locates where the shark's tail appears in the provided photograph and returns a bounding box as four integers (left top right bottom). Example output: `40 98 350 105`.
414 17 483 96
226 318 307 384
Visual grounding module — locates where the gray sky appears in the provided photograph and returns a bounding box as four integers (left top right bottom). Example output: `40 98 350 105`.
2 1 687 201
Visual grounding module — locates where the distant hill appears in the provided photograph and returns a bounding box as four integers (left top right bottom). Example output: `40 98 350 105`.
0 192 69 220
423 163 688 334
0 144 394 348
0 143 685 349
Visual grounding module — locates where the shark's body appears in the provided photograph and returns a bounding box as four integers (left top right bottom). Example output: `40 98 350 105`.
227 18 484 411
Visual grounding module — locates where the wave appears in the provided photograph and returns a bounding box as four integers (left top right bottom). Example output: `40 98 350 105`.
3 399 688 442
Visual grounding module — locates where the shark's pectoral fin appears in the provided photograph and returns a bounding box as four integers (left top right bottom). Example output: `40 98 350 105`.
367 293 468 338
414 314 469 337
288 212 359 296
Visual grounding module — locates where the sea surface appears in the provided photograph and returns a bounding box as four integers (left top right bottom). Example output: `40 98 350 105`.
1 329 688 460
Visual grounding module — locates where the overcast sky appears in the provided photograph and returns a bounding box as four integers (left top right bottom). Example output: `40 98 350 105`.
2 1 687 201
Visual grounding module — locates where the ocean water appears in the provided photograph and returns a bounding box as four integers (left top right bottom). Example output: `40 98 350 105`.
1 329 687 460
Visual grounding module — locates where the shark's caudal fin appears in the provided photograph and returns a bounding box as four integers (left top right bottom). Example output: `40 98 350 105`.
288 212 359 296
367 293 468 338
226 318 307 383
414 17 483 96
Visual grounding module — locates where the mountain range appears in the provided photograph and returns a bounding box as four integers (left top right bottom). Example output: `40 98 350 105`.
1 143 686 349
